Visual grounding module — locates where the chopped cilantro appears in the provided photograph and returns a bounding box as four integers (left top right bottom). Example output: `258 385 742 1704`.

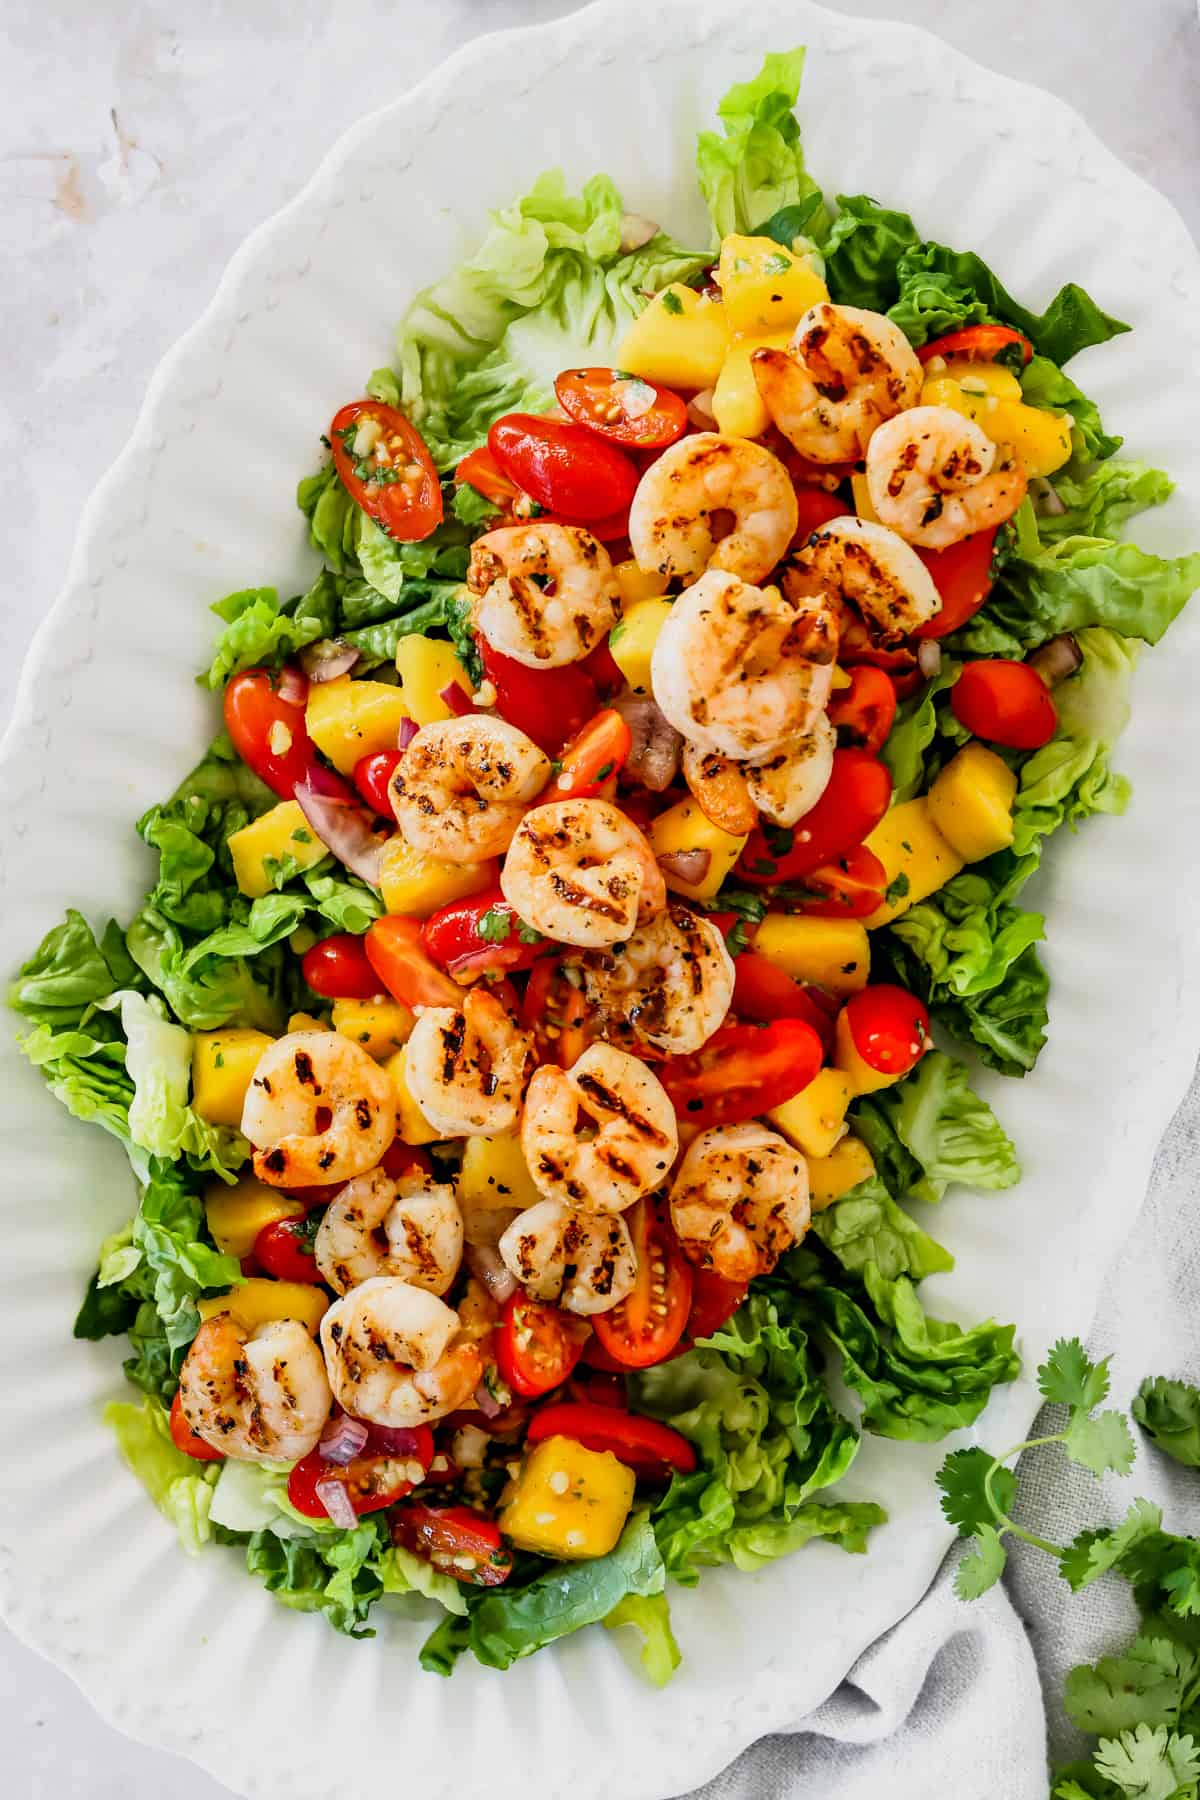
764 252 792 274
884 873 911 906
477 906 514 944
660 290 683 316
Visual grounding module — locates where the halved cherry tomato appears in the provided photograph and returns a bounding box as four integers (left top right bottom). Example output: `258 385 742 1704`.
381 1140 434 1180
792 845 889 920
554 368 688 450
169 1390 224 1461
223 668 320 801
842 984 930 1077
366 915 463 1009
421 886 546 981
455 445 521 510
731 953 837 1056
791 485 847 547
580 1334 633 1374
353 748 403 819
916 324 1034 366
828 667 897 755
489 414 639 521
551 708 633 801
685 1270 749 1344
738 750 893 886
301 932 380 1000
288 1426 434 1520
659 1018 823 1128
568 1367 627 1408
479 638 598 758
950 659 1057 749
526 1401 696 1479
593 1199 693 1369
838 611 921 678
581 639 624 698
253 1217 324 1285
391 1503 513 1586
915 528 999 640
521 957 593 1069
330 400 442 542
495 1292 586 1398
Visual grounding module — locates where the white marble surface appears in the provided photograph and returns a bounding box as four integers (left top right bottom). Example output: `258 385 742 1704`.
2 2 1196 1795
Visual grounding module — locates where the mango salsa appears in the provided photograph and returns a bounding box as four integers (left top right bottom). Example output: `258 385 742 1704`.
330 996 415 1061
767 1068 854 1158
458 1131 542 1213
716 234 828 337
926 744 1018 864
384 1046 441 1146
920 365 1072 479
500 1435 635 1559
305 676 411 775
394 636 474 725
807 1135 876 1210
204 1178 304 1258
647 797 747 901
228 801 328 900
752 914 870 997
609 598 673 694
191 1028 273 1127
378 838 496 917
618 285 731 390
197 1279 328 1336
862 798 965 928
711 330 793 439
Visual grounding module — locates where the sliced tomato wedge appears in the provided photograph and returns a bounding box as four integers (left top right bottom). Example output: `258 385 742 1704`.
551 708 633 801
253 1217 324 1285
828 667 897 755
392 1503 513 1586
365 915 463 1009
789 845 889 920
287 1425 434 1520
684 1270 749 1344
455 445 521 510
521 958 593 1068
916 324 1034 366
555 368 688 450
478 638 598 758
658 1018 823 1128
526 1401 696 1478
731 952 837 1055
494 1292 587 1398
380 1140 434 1180
169 1391 224 1462
738 750 892 886
915 527 1000 640
330 400 442 541
593 1198 693 1369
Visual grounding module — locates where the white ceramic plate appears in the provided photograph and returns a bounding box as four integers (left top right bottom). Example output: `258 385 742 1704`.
2 2 1199 1795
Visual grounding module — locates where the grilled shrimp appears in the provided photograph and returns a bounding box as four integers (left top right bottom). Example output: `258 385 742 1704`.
178 1315 331 1463
520 1043 678 1213
242 1031 395 1188
784 514 943 643
314 1166 463 1297
865 405 1028 550
500 798 666 948
650 570 838 760
467 523 621 668
669 1122 811 1281
320 1277 483 1428
403 986 533 1138
681 742 758 835
751 302 922 464
388 715 551 864
498 1201 637 1316
576 902 735 1055
628 433 798 586
743 712 837 828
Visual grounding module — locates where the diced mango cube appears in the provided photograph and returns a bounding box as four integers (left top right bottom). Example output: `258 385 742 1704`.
197 1279 328 1336
191 1028 274 1127
287 1012 329 1034
394 636 474 725
806 1135 876 1210
752 915 870 997
331 996 415 1060
850 471 880 524
618 285 731 390
500 1435 636 1559
921 360 1024 405
833 1006 909 1096
459 1131 543 1213
384 1047 441 1145
228 801 328 900
647 797 747 901
920 371 1072 479
767 1068 854 1158
608 598 673 695
304 676 411 775
716 234 828 337
862 798 965 927
378 837 496 917
613 560 670 610
926 744 1018 864
204 1179 304 1258
712 331 792 439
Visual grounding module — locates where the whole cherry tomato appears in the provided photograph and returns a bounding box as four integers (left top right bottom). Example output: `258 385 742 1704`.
478 638 598 758
592 1198 693 1369
525 1401 696 1479
254 1216 324 1285
684 1270 750 1344
738 750 892 886
841 985 930 1078
169 1391 223 1462
659 1018 823 1128
223 668 321 800
488 414 639 521
916 324 1033 366
915 528 999 640
366 915 463 1009
495 1292 587 1398
554 368 688 450
422 887 546 981
828 667 897 755
301 933 380 1000
353 748 403 819
329 400 442 541
950 659 1057 749
791 485 847 547
391 1503 513 1586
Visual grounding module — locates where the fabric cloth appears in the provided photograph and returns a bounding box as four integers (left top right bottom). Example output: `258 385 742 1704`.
687 1057 1200 1799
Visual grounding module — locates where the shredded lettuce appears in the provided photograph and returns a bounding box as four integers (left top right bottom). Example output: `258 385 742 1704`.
696 48 830 244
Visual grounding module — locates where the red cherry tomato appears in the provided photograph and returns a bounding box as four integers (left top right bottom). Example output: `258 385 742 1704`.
551 708 633 801
391 1503 513 1586
917 324 1034 366
828 667 897 755
169 1391 224 1462
568 1367 628 1408
223 668 321 800
455 445 521 511
365 915 464 1010
950 659 1058 750
916 528 1000 640
301 932 380 1000
659 1018 823 1128
421 886 547 981
791 485 847 547
738 750 892 886
329 400 442 542
592 1199 693 1369
353 748 403 819
380 1140 434 1180
478 638 598 758
685 1270 749 1344
731 952 837 1055
520 958 594 1068
526 1401 696 1479
790 845 889 920
554 368 688 450
581 639 624 698
488 414 639 521
495 1292 586 1398
288 1426 434 1520
253 1217 324 1285
842 985 930 1077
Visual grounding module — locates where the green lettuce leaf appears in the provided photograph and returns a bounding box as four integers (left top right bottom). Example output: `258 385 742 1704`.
1012 628 1135 854
105 1395 219 1554
867 1052 1020 1203
246 1518 389 1638
954 536 1200 657
603 1592 681 1687
696 49 830 245
1020 355 1122 469
129 1160 243 1352
202 582 335 689
809 1175 954 1279
882 656 962 801
824 194 920 310
1037 461 1174 544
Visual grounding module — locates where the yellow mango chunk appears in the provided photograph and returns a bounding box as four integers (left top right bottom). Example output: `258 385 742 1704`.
716 234 828 336
926 744 1018 864
863 798 965 927
618 285 731 390
384 1047 441 1145
287 1012 329 1034
459 1131 543 1213
331 997 415 1061
228 801 328 900
394 636 474 725
613 560 670 610
197 1279 328 1337
608 598 673 695
647 797 747 901
850 471 880 524
378 837 496 917
920 372 1072 479
191 1029 273 1127
767 1068 854 1158
807 1136 876 1211
922 360 1023 404
752 915 870 997
204 1179 304 1259
712 330 793 439
501 1435 636 1560
305 676 411 775
833 1006 911 1096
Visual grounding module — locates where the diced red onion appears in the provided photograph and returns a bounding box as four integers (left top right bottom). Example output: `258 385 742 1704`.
687 389 716 429
294 778 390 888
473 1380 505 1420
397 716 420 749
917 641 942 678
1039 480 1067 517
619 212 659 254
658 848 711 885
318 1414 369 1465
277 666 308 708
613 377 657 421
366 1423 429 1459
1029 633 1082 689
439 681 475 718
299 638 360 683
466 1241 518 1303
613 692 682 792
315 1476 359 1529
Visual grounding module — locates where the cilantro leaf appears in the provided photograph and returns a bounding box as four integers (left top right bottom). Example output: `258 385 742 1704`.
1064 1634 1199 1736
477 906 514 945
1093 1724 1200 1800
1060 1500 1164 1593
1065 1410 1138 1479
1134 1378 1200 1471
936 1446 1016 1537
1040 1338 1111 1413
954 1523 1007 1599
1161 1563 1200 1620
